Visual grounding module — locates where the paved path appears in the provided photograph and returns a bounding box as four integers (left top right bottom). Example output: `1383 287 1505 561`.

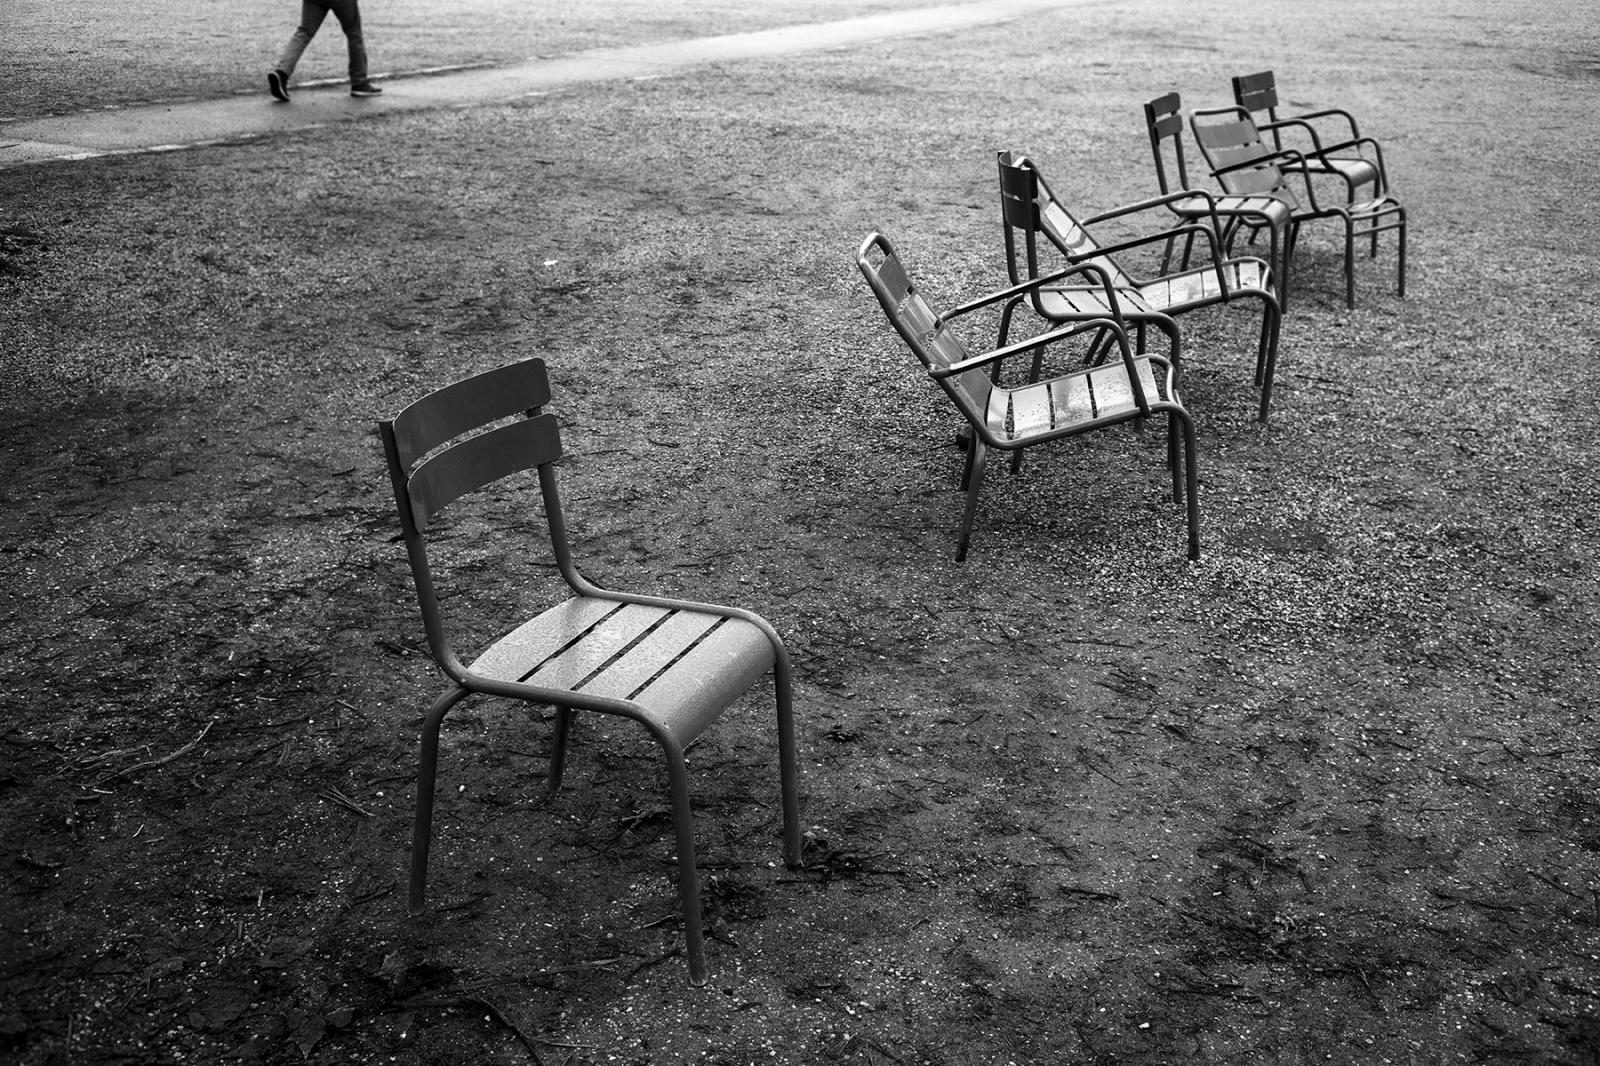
0 0 1083 170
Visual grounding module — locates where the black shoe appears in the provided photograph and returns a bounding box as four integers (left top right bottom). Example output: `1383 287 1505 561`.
350 81 382 97
268 69 290 102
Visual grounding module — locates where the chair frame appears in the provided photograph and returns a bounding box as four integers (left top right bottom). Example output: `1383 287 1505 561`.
1143 91 1295 310
1231 70 1390 202
378 357 802 987
1189 106 1406 310
857 231 1200 561
997 150 1282 422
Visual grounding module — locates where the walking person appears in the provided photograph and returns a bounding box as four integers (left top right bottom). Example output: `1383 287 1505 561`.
268 0 382 101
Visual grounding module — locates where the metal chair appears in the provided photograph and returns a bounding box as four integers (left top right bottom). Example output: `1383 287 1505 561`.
996 150 1283 422
1231 70 1389 205
378 357 802 987
856 231 1201 561
1189 105 1405 310
1143 91 1295 310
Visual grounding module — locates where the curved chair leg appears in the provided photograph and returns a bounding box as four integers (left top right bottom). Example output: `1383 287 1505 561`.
546 705 575 798
1252 291 1281 389
658 736 708 986
410 684 471 915
956 440 989 562
1265 220 1287 313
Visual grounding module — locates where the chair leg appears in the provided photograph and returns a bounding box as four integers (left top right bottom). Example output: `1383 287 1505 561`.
1268 220 1288 314
1083 325 1114 367
1173 408 1201 561
1282 222 1298 315
410 685 471 915
659 737 708 986
772 655 803 869
959 426 979 490
1257 298 1282 422
1167 410 1179 487
1397 208 1407 298
956 440 989 562
546 705 575 797
1343 213 1357 310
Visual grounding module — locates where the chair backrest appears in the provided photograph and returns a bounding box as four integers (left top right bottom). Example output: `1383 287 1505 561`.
996 151 1130 287
855 233 997 429
1188 109 1298 206
381 358 561 535
1231 70 1286 152
1142 91 1194 196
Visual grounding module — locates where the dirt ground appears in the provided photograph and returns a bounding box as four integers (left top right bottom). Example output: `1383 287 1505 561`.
4 0 1600 1064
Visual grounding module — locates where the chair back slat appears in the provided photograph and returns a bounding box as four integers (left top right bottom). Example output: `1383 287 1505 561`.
998 151 1130 287
390 358 552 472
996 150 1039 230
405 414 563 532
855 235 995 423
1231 70 1279 116
1190 111 1295 202
1143 92 1191 195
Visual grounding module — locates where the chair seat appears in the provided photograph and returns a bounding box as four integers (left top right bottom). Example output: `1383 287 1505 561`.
470 597 775 744
1302 154 1379 187
1037 258 1269 318
1348 194 1403 219
1170 193 1292 228
984 358 1163 443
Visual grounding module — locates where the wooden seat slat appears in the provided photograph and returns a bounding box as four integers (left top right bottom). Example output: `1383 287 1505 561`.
469 596 625 683
579 609 725 700
630 621 776 741
1009 383 1054 437
1049 374 1094 429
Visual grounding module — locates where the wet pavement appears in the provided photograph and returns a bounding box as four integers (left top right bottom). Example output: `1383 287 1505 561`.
0 0 1080 170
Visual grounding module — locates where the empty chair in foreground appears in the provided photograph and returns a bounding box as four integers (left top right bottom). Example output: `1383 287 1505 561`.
856 231 1200 562
378 357 802 987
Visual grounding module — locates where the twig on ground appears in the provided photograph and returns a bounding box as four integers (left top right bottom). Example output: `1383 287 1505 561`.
317 786 375 818
95 721 214 783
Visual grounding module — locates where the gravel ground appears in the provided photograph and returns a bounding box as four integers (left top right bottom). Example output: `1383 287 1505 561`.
5 1 1600 1064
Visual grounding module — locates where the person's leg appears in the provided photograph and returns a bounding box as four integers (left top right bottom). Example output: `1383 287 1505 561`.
276 0 332 78
325 0 370 85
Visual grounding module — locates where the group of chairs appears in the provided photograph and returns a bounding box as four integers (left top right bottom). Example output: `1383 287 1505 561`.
857 71 1408 565
371 71 1409 988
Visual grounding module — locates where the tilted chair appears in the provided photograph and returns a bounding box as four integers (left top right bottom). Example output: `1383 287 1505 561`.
1231 70 1389 205
856 231 1200 561
996 150 1282 422
1143 91 1295 310
378 357 802 986
1189 106 1405 310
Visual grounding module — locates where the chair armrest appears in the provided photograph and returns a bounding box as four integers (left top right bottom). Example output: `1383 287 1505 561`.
930 315 1129 379
1062 220 1229 279
1292 105 1362 141
1085 191 1214 225
941 260 1122 321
